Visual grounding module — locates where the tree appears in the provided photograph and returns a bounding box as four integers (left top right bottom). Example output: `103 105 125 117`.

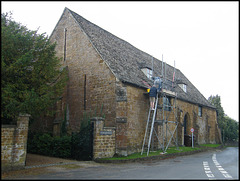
224 116 239 143
208 95 238 143
1 12 68 124
208 95 225 130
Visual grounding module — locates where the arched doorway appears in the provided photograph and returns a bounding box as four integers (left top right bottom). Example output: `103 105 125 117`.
183 113 191 146
183 114 188 135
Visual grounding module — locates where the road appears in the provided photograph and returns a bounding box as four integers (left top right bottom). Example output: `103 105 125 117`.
9 147 239 180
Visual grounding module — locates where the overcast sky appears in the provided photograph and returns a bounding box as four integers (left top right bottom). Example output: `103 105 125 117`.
2 1 239 121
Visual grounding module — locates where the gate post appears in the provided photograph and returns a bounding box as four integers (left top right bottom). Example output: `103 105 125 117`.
91 117 116 159
1 114 30 171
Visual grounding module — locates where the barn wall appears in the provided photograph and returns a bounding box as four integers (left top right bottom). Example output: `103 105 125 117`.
50 9 117 132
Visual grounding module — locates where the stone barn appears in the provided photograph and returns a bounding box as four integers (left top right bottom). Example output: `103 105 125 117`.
46 7 221 156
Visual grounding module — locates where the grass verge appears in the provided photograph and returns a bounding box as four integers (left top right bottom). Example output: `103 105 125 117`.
199 144 221 148
98 144 222 161
99 146 203 161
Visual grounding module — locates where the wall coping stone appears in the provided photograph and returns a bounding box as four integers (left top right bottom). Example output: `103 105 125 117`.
91 117 105 122
1 125 17 128
18 114 31 117
103 127 116 130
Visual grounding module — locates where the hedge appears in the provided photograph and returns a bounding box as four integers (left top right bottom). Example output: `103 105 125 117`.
27 121 93 160
27 132 72 158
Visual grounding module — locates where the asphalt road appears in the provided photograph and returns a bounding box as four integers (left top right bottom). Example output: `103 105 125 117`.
7 147 239 180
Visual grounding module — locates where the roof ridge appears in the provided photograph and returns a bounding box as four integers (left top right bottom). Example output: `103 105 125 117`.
67 8 155 60
67 8 157 85
66 9 180 78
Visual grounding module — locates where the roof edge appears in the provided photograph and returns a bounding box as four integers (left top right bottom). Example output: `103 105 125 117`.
49 7 69 39
67 8 120 81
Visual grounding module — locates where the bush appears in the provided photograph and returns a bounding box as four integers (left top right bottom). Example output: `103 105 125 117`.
27 132 52 156
71 122 93 160
27 121 93 160
27 111 95 160
52 136 71 158
27 132 71 158
38 133 54 156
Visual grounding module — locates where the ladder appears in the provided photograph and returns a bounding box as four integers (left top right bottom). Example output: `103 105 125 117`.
141 90 179 156
141 94 160 156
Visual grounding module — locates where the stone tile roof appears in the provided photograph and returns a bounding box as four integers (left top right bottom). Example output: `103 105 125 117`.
65 8 215 109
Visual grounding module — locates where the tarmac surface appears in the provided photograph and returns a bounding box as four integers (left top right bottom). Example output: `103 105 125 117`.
1 146 226 179
2 153 103 179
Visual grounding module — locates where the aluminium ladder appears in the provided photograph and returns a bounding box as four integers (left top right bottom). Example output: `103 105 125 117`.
141 90 179 156
141 94 161 156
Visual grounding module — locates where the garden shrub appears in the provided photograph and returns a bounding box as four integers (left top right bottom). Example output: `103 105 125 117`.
27 110 98 160
27 132 71 158
27 132 53 156
71 122 93 161
27 121 93 160
52 135 72 158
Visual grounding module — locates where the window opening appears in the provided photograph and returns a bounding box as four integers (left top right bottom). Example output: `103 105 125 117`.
64 28 67 61
184 115 187 135
141 68 152 79
163 96 171 111
198 106 202 117
84 74 86 110
178 83 187 93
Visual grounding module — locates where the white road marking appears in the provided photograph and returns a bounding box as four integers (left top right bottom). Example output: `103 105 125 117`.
203 161 215 179
212 154 233 179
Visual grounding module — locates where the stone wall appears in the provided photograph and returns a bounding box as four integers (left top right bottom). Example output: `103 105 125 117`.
107 82 221 156
114 82 149 156
175 99 220 145
126 85 149 154
1 114 30 171
91 117 116 159
116 89 221 154
50 9 117 133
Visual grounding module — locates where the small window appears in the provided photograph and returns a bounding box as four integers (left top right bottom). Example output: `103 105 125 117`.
163 96 171 111
198 106 202 117
183 84 187 92
141 68 152 79
64 28 67 61
178 84 187 93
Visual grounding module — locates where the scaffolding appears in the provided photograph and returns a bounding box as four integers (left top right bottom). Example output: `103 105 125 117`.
141 58 179 156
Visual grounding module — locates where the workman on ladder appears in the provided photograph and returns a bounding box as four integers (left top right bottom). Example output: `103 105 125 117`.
149 77 162 110
149 84 157 110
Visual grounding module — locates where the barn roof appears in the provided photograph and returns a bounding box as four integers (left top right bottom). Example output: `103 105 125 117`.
62 8 215 109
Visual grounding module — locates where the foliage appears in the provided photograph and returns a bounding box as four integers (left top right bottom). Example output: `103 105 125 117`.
27 112 94 160
27 131 72 158
52 135 72 158
70 107 104 160
71 124 93 161
208 95 239 143
71 112 93 161
27 105 107 160
27 132 53 156
208 95 225 129
1 12 68 124
223 116 239 143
